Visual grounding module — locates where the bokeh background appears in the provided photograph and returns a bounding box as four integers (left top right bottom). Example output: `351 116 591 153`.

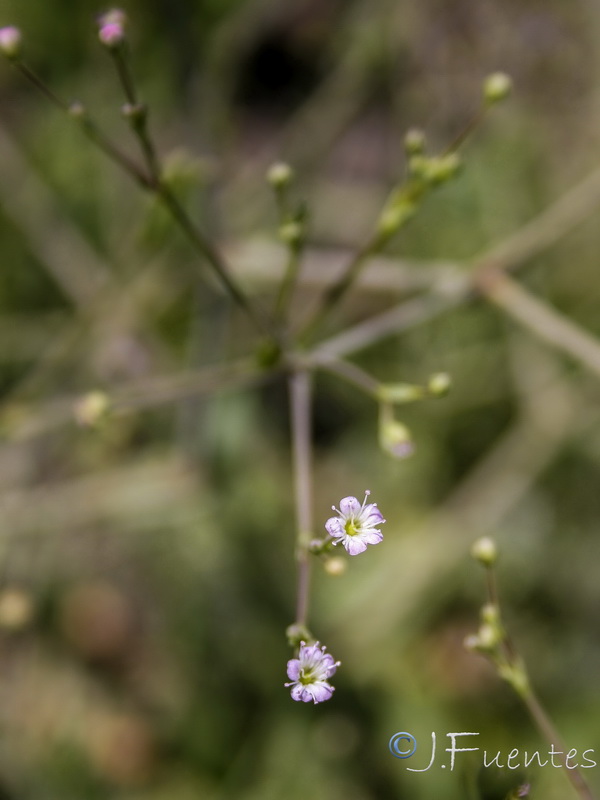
0 0 599 798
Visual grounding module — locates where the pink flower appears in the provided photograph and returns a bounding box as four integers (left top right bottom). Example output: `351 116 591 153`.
0 26 22 59
97 10 126 48
285 641 340 704
325 490 385 556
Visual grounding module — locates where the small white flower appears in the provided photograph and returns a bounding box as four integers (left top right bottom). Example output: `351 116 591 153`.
285 641 340 704
325 490 385 556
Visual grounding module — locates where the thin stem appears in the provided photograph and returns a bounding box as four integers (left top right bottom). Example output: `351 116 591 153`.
482 565 597 800
519 688 596 800
112 46 138 106
443 106 488 155
157 185 271 335
105 47 272 339
289 370 314 628
14 62 151 188
274 244 303 324
14 56 271 337
316 357 380 398
299 233 381 342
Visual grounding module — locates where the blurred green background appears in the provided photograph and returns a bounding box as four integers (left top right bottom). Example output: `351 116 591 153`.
0 0 599 798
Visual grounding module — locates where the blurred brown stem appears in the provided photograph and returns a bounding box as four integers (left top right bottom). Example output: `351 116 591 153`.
289 370 314 628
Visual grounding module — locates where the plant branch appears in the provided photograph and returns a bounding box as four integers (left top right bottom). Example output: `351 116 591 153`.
289 369 314 628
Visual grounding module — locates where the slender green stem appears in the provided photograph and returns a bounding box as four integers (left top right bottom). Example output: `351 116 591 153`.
443 106 488 155
106 46 273 338
316 357 380 398
12 55 272 337
289 370 314 628
299 233 381 342
274 244 303 324
519 688 596 800
482 565 597 800
14 62 151 188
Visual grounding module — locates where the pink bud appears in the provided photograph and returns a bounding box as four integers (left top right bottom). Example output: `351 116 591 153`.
0 26 22 59
99 22 125 48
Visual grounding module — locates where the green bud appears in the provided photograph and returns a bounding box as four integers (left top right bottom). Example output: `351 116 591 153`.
379 418 414 459
498 658 530 697
0 26 22 60
122 103 148 131
480 603 500 625
278 220 303 247
404 128 426 155
428 372 451 396
378 383 423 404
68 102 87 119
477 622 501 650
483 72 512 104
424 153 461 185
376 198 417 240
74 391 110 428
286 623 312 648
470 536 497 566
267 162 294 189
463 634 480 652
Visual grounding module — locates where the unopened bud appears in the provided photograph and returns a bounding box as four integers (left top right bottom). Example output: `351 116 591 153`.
483 72 512 104
424 153 461 185
477 622 500 650
379 419 414 460
470 536 497 567
279 220 303 247
97 10 127 48
404 128 426 155
0 588 34 631
428 372 451 396
74 391 110 428
267 162 294 189
286 623 312 648
0 26 22 60
378 383 423 404
480 603 500 625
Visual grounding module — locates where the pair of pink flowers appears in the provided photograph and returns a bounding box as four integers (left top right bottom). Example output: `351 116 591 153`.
286 491 385 704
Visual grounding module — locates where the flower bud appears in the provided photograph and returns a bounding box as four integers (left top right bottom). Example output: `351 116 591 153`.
267 162 294 189
483 72 512 104
74 391 110 428
404 128 426 155
0 26 22 60
480 603 500 625
379 418 414 459
0 588 34 631
286 623 312 648
378 383 423 404
428 372 451 396
376 198 417 240
470 536 497 566
97 10 127 49
477 622 500 650
423 153 461 185
279 220 303 247
68 101 87 119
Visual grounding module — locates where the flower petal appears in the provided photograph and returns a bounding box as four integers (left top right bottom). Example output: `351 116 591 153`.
325 517 344 537
310 681 334 703
339 496 361 516
290 683 305 701
362 505 384 524
361 530 383 545
286 659 301 681
345 537 368 556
